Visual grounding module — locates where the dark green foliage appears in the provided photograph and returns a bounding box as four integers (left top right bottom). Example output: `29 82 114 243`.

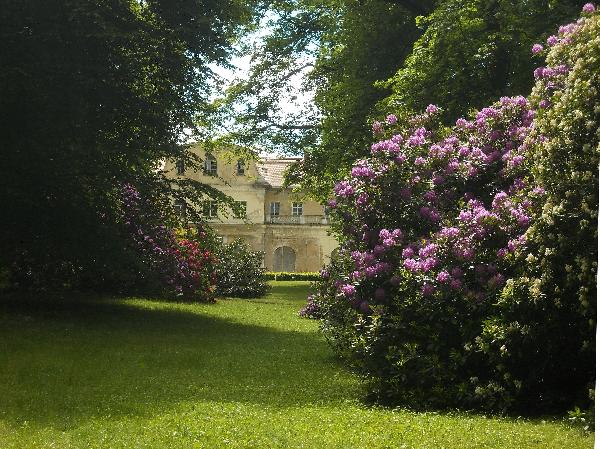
0 0 253 291
296 0 427 198
379 0 581 123
215 239 269 297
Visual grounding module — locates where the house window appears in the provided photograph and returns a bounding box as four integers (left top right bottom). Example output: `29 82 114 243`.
176 159 185 175
204 154 217 176
292 202 303 216
270 202 280 216
174 199 186 217
236 159 245 175
203 200 218 218
234 200 247 218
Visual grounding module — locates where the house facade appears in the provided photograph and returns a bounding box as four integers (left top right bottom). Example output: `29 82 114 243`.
165 146 338 272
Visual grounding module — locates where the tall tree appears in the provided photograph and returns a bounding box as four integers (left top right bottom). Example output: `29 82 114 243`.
213 0 432 199
0 0 254 288
379 0 582 123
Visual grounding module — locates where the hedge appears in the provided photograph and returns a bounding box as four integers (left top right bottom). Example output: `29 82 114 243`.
265 272 320 281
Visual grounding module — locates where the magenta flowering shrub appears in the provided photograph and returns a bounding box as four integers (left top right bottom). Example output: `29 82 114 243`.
121 184 217 301
323 96 543 409
298 294 323 319
331 95 541 315
315 6 598 411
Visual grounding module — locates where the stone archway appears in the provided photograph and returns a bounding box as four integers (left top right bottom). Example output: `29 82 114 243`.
273 246 296 272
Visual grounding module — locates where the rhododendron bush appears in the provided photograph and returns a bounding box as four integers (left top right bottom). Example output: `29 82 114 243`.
121 184 217 301
313 7 598 411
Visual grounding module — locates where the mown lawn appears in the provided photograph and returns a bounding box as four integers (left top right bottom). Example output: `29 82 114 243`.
0 281 593 448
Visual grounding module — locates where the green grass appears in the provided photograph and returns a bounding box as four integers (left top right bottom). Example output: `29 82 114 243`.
0 282 593 448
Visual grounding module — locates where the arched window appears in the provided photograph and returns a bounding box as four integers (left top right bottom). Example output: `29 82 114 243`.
273 246 296 272
204 154 217 176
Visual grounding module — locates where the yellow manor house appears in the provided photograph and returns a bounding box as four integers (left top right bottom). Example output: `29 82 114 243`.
165 146 338 272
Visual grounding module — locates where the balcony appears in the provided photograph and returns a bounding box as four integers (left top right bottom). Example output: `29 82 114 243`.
265 215 330 225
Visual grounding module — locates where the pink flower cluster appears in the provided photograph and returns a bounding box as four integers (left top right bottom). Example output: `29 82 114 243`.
328 93 547 310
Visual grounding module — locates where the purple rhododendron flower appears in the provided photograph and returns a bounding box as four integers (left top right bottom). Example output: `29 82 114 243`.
373 245 385 256
499 246 509 257
341 284 356 297
395 153 408 164
356 192 369 206
334 181 355 197
425 104 439 114
383 238 395 248
419 243 438 258
408 128 427 147
402 247 415 258
436 271 450 283
372 121 383 134
365 266 378 278
386 114 398 125
446 159 460 173
456 118 468 128
424 190 437 201
403 258 419 272
439 227 460 239
583 3 595 12
532 43 543 54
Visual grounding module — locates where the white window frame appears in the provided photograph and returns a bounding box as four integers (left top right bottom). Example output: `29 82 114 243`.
292 202 303 216
204 154 217 176
270 202 280 216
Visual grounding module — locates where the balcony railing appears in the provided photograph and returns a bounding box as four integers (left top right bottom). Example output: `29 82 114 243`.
266 214 330 225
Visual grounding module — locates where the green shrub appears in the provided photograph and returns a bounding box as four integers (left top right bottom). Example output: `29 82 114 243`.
314 7 598 413
472 10 599 411
215 239 269 298
264 272 320 281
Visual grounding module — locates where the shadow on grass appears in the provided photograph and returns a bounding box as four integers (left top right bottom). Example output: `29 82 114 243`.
0 293 355 431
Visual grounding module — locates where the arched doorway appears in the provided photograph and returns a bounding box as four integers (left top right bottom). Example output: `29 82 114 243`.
273 246 296 272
